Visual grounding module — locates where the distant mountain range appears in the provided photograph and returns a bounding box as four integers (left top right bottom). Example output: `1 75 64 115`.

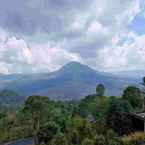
0 61 143 101
112 70 145 80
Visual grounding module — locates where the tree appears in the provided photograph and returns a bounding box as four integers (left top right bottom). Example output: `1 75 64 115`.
140 77 145 111
0 112 6 120
107 96 133 113
122 86 142 109
69 129 80 145
106 110 133 136
23 96 49 145
38 121 59 145
106 130 121 145
0 112 7 130
143 77 145 86
71 116 90 141
51 133 68 145
96 84 105 97
106 97 133 135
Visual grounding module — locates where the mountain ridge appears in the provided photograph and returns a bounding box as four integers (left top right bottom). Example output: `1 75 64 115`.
0 61 140 100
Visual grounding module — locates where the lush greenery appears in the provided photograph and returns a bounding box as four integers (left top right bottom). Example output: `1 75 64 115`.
0 78 145 145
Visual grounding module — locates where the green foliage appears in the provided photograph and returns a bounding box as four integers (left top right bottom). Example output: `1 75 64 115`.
108 97 133 113
122 132 145 145
0 79 144 145
82 138 94 145
77 95 110 120
77 95 97 117
50 133 68 145
96 96 110 120
122 86 142 109
106 97 134 135
94 134 106 145
143 77 145 86
23 96 49 115
96 84 105 97
106 130 121 145
68 129 80 145
38 121 59 145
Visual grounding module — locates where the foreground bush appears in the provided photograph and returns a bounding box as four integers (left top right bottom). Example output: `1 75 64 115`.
122 132 145 145
82 138 94 145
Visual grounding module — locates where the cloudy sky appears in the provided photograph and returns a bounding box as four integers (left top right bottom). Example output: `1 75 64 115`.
0 0 145 74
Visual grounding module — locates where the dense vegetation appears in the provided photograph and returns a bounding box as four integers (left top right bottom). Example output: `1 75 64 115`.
0 78 145 145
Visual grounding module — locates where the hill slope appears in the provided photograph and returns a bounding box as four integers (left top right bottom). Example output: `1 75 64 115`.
0 62 139 100
0 89 23 110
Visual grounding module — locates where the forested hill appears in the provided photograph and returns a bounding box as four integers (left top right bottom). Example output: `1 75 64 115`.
0 62 140 100
0 90 23 110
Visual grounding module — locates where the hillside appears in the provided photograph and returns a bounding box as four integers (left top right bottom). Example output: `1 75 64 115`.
0 89 23 110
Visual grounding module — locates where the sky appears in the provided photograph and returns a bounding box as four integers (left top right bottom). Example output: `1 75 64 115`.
0 0 145 74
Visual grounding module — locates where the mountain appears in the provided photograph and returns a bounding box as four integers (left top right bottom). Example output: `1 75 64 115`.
112 70 145 80
0 61 140 100
0 89 23 110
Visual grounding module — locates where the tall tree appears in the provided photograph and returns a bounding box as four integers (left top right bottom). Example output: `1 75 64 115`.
106 97 133 135
38 121 59 145
96 84 105 97
140 77 145 111
122 86 142 109
23 96 49 145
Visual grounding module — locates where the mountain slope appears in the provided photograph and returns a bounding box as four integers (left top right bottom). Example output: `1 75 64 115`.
113 70 145 80
0 62 139 100
0 89 23 110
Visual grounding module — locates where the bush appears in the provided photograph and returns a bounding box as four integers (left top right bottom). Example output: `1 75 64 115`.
106 130 121 145
38 121 59 145
94 134 106 145
82 138 94 145
50 133 68 145
122 132 145 145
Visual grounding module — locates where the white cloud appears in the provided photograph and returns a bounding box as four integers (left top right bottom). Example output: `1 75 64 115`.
6 37 33 64
77 0 142 71
0 0 144 73
115 0 140 29
0 62 9 74
0 28 9 42
71 14 89 31
0 33 82 74
87 21 108 35
30 43 82 72
97 33 145 71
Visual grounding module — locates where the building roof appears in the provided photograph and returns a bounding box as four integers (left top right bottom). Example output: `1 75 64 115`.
129 112 145 121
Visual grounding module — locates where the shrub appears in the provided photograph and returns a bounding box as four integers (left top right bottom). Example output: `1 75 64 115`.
82 138 94 145
94 134 106 145
122 132 145 145
50 133 68 145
